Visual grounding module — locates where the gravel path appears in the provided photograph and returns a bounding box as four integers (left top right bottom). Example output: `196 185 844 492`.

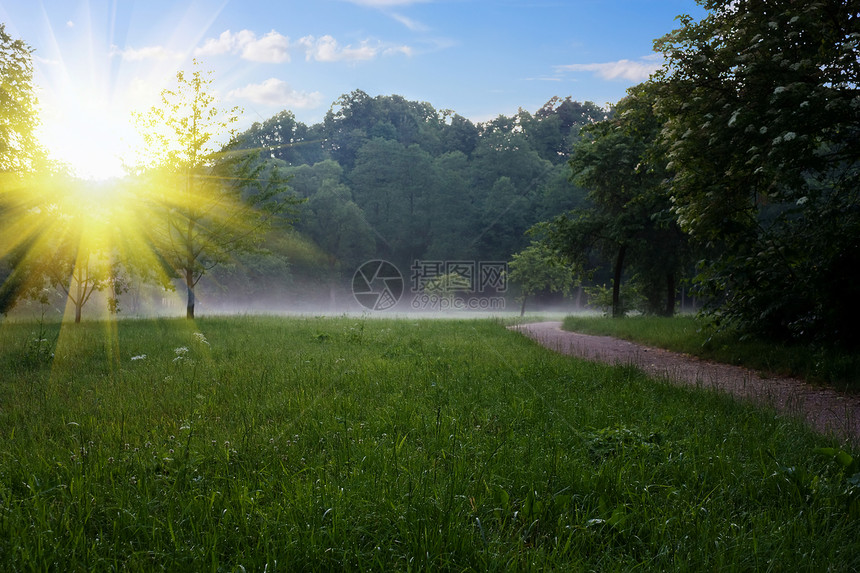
511 321 860 445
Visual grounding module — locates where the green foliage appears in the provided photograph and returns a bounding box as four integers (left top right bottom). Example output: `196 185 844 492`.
0 25 44 315
654 0 860 346
132 61 297 318
583 282 643 318
0 24 41 173
508 241 578 314
0 317 858 570
540 83 690 319
232 92 595 281
422 271 472 295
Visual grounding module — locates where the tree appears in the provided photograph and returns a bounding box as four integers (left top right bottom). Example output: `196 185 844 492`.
296 164 375 307
654 0 860 343
0 24 41 174
507 241 578 316
521 97 608 164
1 24 44 315
132 61 293 319
1 176 131 322
236 110 325 166
542 83 687 318
349 138 435 265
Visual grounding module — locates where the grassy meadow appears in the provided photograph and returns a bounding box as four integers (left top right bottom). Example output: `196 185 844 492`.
1 315 859 571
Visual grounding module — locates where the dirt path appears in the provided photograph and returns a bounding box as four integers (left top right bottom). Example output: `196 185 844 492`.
511 321 860 445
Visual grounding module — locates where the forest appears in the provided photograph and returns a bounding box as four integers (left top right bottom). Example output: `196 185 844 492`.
226 91 608 311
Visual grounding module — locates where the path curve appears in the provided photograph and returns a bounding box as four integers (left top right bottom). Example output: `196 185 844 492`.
511 321 860 445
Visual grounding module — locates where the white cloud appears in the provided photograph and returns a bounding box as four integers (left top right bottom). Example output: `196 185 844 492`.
228 78 323 109
110 44 183 62
299 35 411 62
557 56 663 82
195 30 290 63
390 13 429 31
195 30 246 56
241 30 290 63
300 35 373 62
384 45 414 57
66 21 75 28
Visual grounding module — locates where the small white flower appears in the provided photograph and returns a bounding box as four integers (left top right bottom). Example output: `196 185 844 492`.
192 332 210 346
131 354 147 361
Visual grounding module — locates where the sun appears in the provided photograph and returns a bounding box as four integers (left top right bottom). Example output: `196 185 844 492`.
39 108 130 182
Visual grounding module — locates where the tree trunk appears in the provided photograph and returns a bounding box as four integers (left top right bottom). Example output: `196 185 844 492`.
520 294 527 317
74 270 84 323
186 269 195 319
612 244 627 318
665 272 676 317
329 258 337 311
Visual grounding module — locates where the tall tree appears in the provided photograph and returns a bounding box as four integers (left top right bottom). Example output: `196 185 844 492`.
296 163 375 306
542 83 688 317
32 183 123 322
349 138 435 265
132 61 293 319
0 24 44 315
237 110 325 166
654 0 860 343
0 24 40 174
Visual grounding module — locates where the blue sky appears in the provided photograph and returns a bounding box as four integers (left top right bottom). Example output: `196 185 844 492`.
0 0 706 178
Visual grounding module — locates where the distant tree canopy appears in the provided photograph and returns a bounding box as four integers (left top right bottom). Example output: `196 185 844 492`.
234 91 605 280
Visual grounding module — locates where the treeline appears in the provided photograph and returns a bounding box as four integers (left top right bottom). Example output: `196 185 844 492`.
206 92 609 308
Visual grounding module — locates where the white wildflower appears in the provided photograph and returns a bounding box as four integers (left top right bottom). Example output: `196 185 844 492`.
173 346 189 362
131 354 147 361
192 332 210 346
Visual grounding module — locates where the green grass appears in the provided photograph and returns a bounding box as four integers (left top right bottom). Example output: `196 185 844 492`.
1 316 859 571
563 314 860 390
